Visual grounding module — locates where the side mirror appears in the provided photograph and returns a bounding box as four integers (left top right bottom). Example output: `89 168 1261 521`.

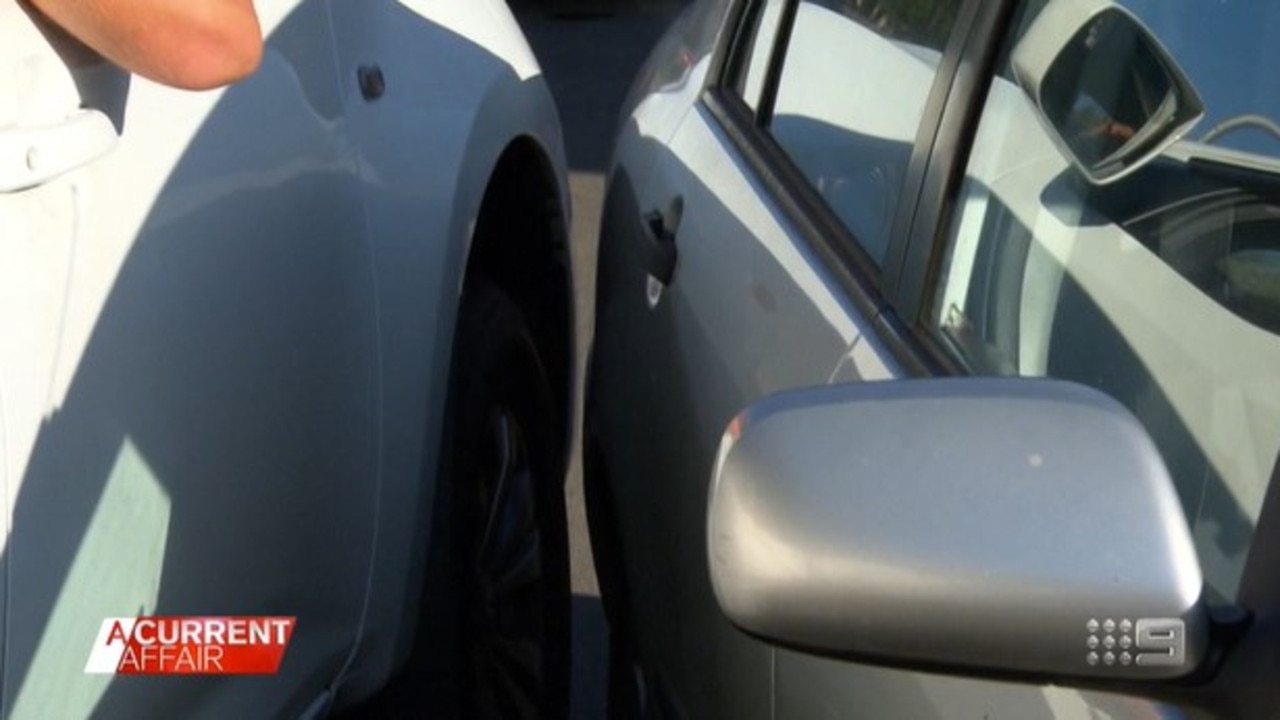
1011 0 1204 184
707 378 1209 680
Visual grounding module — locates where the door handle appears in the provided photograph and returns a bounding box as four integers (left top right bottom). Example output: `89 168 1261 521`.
0 109 118 193
642 198 681 285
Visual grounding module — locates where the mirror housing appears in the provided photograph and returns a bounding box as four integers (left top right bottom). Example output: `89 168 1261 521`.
708 378 1208 680
1011 0 1204 184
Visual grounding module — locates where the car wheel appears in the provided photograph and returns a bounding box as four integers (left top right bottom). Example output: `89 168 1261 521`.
446 280 571 720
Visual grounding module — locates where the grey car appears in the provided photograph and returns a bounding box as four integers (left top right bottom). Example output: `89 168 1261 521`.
584 0 1280 717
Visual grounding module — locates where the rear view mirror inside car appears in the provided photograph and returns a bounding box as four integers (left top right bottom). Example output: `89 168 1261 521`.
1012 0 1204 184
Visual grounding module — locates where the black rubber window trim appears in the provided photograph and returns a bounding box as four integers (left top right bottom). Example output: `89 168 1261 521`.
894 0 1025 373
717 0 764 105
893 0 1021 333
708 0 757 98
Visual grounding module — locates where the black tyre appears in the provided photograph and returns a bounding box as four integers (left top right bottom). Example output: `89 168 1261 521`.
443 280 571 720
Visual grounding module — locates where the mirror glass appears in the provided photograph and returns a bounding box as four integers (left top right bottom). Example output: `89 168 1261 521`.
1040 8 1177 175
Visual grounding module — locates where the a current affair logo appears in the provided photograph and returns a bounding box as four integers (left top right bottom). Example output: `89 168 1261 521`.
84 617 296 675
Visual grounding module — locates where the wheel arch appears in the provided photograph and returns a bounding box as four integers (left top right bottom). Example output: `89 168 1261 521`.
464 135 575 471
338 61 573 705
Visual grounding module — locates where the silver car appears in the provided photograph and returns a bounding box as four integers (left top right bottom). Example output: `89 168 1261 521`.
585 0 1280 717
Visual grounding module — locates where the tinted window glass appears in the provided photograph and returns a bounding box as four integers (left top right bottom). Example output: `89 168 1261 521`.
932 0 1280 601
768 0 962 265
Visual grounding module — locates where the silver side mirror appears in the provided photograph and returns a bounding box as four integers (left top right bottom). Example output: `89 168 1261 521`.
1011 0 1204 184
707 378 1208 680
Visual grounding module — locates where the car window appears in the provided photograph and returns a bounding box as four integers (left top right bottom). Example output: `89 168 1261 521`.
766 0 963 266
930 0 1280 603
730 0 787 113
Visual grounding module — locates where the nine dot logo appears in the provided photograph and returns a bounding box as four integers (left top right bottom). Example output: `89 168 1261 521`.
1086 617 1185 668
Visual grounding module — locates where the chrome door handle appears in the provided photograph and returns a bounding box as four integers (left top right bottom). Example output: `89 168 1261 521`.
0 109 117 193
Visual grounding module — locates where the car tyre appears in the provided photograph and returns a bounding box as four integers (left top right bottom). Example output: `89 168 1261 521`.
443 280 571 719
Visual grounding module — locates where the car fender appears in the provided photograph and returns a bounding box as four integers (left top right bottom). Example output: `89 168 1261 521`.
330 6 569 702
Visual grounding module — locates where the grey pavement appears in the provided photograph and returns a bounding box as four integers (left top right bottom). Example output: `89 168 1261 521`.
510 2 686 718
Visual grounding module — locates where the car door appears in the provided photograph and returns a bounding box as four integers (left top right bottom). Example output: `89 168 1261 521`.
756 0 1280 717
0 1 379 717
589 0 974 715
600 0 1280 717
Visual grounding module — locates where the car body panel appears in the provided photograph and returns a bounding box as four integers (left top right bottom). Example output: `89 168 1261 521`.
0 0 567 716
2 3 375 716
776 653 1190 720
588 0 1280 717
592 58 898 719
321 0 569 698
